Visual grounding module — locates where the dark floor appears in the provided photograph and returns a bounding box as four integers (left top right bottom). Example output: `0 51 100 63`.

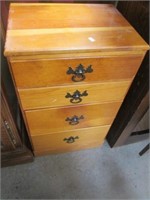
1 139 150 199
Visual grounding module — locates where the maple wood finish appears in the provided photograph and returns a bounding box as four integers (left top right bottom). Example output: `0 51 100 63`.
11 54 144 88
4 3 149 156
4 4 148 56
32 125 111 155
25 102 121 135
19 80 131 110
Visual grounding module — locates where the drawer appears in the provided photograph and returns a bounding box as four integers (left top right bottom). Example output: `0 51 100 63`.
10 55 143 88
31 125 111 154
25 102 121 136
19 81 131 110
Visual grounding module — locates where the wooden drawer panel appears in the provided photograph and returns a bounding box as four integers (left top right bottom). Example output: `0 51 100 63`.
19 81 131 110
11 55 143 88
25 102 121 136
31 125 110 153
34 142 102 156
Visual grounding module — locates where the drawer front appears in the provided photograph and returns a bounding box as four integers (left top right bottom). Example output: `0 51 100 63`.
19 81 131 110
11 55 143 88
25 102 121 136
31 125 110 153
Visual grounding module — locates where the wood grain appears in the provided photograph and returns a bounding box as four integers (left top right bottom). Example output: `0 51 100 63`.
34 142 102 156
4 3 149 156
11 54 144 88
8 4 130 30
9 50 146 61
18 80 131 110
25 101 121 135
4 4 149 56
4 27 149 56
31 125 110 153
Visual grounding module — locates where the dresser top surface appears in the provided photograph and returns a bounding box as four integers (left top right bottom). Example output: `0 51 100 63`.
4 3 149 56
7 4 130 29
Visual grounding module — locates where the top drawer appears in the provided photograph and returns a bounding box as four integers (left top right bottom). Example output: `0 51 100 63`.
10 54 143 88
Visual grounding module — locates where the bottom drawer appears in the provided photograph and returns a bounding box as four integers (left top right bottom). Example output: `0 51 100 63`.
32 125 110 155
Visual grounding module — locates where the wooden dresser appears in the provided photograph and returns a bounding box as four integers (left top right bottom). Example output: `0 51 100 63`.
4 3 149 156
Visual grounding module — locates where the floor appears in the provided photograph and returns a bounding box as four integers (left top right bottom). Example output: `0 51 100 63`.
1 139 150 199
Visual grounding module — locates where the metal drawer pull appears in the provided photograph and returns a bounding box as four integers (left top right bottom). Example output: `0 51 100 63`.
64 136 79 144
65 90 88 104
65 115 84 125
66 64 93 82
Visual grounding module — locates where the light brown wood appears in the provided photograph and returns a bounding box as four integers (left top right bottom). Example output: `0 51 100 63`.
34 142 102 156
8 50 146 61
18 80 131 110
10 54 144 88
31 125 111 153
4 27 149 56
7 4 130 29
4 4 149 56
25 101 122 136
4 3 149 156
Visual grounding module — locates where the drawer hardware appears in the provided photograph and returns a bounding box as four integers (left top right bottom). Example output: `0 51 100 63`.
66 64 93 82
65 90 88 104
65 115 84 125
64 136 79 143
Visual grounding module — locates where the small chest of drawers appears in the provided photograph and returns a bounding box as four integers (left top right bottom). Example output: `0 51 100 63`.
4 3 149 156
